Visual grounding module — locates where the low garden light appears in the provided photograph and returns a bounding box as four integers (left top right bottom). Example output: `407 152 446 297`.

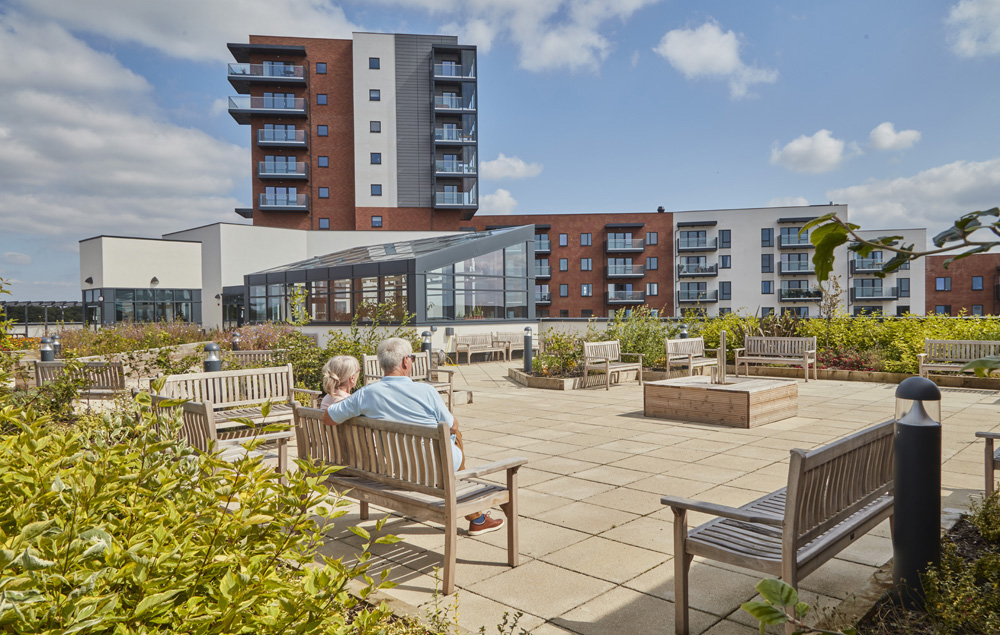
203 343 222 373
421 331 432 355
51 334 61 358
679 323 688 339
523 326 533 374
231 332 242 352
39 337 54 362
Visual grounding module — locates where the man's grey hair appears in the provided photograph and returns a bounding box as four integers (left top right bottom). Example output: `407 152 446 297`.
377 337 412 373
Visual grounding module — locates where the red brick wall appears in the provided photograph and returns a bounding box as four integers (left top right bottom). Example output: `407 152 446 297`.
468 213 675 317
925 253 1000 315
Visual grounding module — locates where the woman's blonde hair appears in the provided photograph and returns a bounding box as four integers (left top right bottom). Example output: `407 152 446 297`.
322 355 360 395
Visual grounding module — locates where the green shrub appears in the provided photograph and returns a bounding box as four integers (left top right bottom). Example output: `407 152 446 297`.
597 307 677 368
531 330 583 376
970 490 1000 543
324 301 420 388
924 542 1000 634
59 322 206 357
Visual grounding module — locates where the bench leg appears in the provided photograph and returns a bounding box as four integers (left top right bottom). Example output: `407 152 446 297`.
987 438 995 498
277 438 288 477
605 362 610 391
360 501 369 521
502 467 520 568
673 507 692 635
443 515 457 595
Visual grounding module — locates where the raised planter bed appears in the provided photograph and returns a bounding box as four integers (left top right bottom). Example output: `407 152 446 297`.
508 367 696 390
732 364 1000 389
644 375 798 428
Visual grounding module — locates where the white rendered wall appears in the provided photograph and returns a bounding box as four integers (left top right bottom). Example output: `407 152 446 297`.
81 237 201 290
353 33 398 208
79 238 104 288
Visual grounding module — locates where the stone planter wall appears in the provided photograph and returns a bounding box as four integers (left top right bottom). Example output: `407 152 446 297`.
14 342 213 388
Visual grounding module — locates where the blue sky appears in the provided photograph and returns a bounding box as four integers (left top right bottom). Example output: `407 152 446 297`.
1 0 999 300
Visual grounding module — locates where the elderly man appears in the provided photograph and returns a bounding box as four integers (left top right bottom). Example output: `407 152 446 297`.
322 337 504 536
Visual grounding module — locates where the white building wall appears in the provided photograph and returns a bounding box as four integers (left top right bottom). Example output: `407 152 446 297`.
353 33 398 208
854 228 927 315
80 236 201 290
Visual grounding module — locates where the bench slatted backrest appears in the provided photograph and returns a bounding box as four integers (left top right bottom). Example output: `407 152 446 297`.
457 334 493 348
666 337 706 360
35 360 125 392
926 339 1000 363
785 420 894 552
364 353 434 383
229 349 286 365
363 355 382 383
294 404 349 465
161 364 293 409
746 336 816 357
584 340 621 363
495 332 524 349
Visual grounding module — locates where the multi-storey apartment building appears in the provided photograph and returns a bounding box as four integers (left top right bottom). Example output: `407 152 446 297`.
851 228 926 316
925 252 1000 315
227 33 478 232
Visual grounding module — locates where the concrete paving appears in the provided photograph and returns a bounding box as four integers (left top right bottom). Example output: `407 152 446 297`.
295 361 997 634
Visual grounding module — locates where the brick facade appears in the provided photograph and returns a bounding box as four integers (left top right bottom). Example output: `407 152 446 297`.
925 253 1000 315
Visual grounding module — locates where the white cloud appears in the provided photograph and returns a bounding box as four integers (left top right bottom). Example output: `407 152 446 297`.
3 252 32 265
630 50 640 67
653 20 777 98
480 154 543 180
770 130 858 174
947 0 1000 57
479 189 519 215
827 157 1000 242
767 196 809 208
869 122 921 151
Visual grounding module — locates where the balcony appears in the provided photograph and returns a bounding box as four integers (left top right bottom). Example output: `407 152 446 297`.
228 96 307 124
677 290 719 303
227 63 305 93
434 160 477 175
257 129 306 147
778 234 814 248
606 264 645 278
608 290 646 304
677 263 718 277
434 128 476 143
433 63 475 79
851 259 884 274
606 238 645 253
534 239 551 253
779 261 815 275
434 191 477 207
535 265 551 279
535 292 552 304
434 95 475 111
258 161 308 179
677 237 718 252
258 193 309 211
851 287 898 301
779 288 823 302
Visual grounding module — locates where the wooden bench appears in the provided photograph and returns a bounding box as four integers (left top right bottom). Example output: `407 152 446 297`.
665 337 718 377
662 420 894 635
919 339 1000 377
976 431 1000 497
34 360 125 397
735 335 818 381
362 352 456 410
583 340 643 391
293 405 526 595
493 332 540 362
227 349 288 366
455 334 506 364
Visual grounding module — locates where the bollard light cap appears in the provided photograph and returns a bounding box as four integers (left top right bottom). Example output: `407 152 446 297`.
204 342 221 352
895 376 941 402
524 326 532 333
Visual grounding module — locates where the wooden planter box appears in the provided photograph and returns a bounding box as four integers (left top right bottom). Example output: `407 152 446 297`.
644 376 798 428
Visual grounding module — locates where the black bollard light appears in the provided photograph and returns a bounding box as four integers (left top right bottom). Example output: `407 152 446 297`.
203 343 222 373
679 323 688 339
523 326 533 373
51 334 62 358
39 337 55 362
231 332 242 352
893 376 942 609
421 331 432 354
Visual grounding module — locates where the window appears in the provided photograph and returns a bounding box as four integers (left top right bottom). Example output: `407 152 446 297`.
761 254 774 273
935 305 951 315
371 216 383 228
371 184 382 196
581 233 592 246
896 306 910 316
780 227 807 246
317 125 328 137
720 281 731 300
369 57 380 69
719 307 732 316
762 307 775 317
973 305 984 316
317 156 329 168
371 153 382 165
581 258 592 271
720 255 731 269
559 233 568 247
762 280 774 294
370 121 381 133
678 230 706 249
316 94 327 105
647 283 659 296
316 63 327 74
719 229 731 249
537 310 549 318
647 232 658 245
973 276 984 290
318 187 329 198
369 89 380 101
318 218 330 230
761 228 774 247
581 283 592 297
560 310 569 318
647 257 658 270
898 278 910 298
935 277 951 291
559 258 568 271
782 306 809 318
559 284 569 297
581 309 593 318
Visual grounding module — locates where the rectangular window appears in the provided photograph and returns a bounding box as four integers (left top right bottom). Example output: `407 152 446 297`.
935 277 951 291
782 306 809 318
761 254 774 273
581 309 593 318
973 305 984 315
581 283 592 297
719 230 731 248
581 233 592 246
935 305 951 315
371 184 382 196
559 284 569 297
762 280 774 294
560 310 569 317
647 232 658 245
316 63 327 74
317 125 328 137
369 57 380 69
761 228 774 247
371 153 382 165
720 255 731 269
371 216 383 228
719 307 732 315
720 281 731 300
973 276 984 290
559 258 568 271
762 307 775 317
647 283 658 296
318 218 330 230
896 306 910 316
370 121 381 133
317 156 329 167
581 258 592 271
559 233 568 247
316 94 327 105
369 89 380 101
647 257 658 270
318 187 329 198
898 278 910 298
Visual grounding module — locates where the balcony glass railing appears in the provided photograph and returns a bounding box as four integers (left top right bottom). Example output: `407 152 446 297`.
607 239 645 250
535 292 552 303
433 63 475 78
678 290 719 302
434 128 476 142
258 129 306 144
434 160 477 174
779 234 812 247
229 96 306 112
677 263 718 276
677 237 718 250
779 261 815 274
534 239 551 252
259 193 309 209
535 266 551 277
608 290 646 302
779 288 822 301
852 286 898 299
258 162 308 177
607 265 645 276
434 95 474 109
852 258 884 273
227 63 305 79
435 191 476 206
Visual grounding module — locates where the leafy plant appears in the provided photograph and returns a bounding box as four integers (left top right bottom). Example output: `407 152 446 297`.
324 301 420 387
531 330 582 377
598 306 677 368
923 542 1000 634
742 578 855 634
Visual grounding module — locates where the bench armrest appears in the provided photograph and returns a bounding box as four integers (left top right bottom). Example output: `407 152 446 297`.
805 349 817 354
976 431 1000 440
292 388 323 407
661 495 783 526
917 353 927 359
732 348 745 353
430 367 456 375
455 457 528 480
620 353 644 361
217 430 294 446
